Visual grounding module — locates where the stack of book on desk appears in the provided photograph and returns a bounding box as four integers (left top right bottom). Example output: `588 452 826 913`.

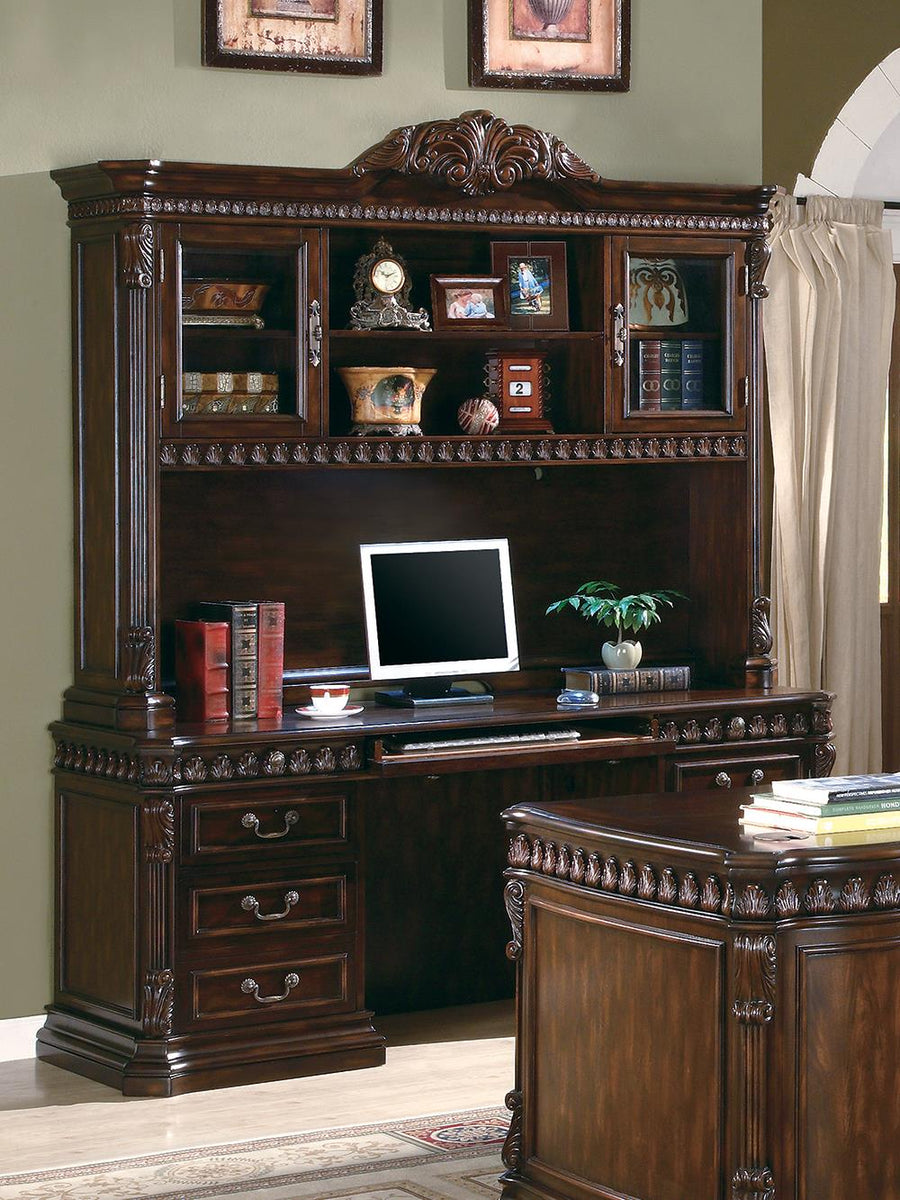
741 773 900 844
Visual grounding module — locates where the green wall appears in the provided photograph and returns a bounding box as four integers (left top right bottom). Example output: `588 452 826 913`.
763 0 900 187
0 0 766 1019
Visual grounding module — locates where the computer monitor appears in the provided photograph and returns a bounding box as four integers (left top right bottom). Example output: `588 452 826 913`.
360 537 520 706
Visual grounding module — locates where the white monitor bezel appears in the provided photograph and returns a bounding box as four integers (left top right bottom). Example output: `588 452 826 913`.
359 537 520 682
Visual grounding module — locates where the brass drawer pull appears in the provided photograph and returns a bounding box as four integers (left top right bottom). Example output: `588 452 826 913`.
241 810 299 840
241 972 300 1005
715 771 733 789
241 890 300 922
750 768 765 785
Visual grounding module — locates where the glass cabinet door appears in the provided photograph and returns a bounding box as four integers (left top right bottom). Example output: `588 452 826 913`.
161 223 322 438
605 236 747 433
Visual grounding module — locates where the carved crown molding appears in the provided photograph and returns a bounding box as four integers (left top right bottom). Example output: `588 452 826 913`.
53 738 363 784
508 833 900 922
351 110 600 198
68 193 767 236
160 435 748 470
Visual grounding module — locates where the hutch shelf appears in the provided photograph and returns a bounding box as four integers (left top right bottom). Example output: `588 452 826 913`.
41 110 832 1096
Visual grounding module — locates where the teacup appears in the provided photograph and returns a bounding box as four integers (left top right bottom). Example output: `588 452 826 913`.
309 684 351 713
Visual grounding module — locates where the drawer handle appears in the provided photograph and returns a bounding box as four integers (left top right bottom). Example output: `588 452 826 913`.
241 890 300 922
715 771 733 789
750 768 765 785
241 810 299 840
241 972 300 1005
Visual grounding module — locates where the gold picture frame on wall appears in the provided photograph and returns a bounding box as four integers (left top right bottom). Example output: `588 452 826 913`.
203 0 383 76
468 0 630 92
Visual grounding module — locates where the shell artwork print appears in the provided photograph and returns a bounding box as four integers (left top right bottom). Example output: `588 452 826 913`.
512 0 590 42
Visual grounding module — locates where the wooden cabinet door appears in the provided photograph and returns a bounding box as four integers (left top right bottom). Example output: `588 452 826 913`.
605 235 748 434
160 222 323 439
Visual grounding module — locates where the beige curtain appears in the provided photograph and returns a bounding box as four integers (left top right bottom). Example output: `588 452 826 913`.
764 195 895 773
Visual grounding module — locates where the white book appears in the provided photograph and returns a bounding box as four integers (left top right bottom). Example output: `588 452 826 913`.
770 772 900 804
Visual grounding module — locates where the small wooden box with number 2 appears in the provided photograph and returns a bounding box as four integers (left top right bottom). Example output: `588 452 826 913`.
486 351 552 433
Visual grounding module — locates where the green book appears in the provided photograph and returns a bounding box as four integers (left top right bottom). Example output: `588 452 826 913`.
749 792 900 818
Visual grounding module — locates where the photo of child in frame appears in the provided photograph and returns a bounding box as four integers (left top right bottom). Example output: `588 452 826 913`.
509 256 552 316
445 287 497 320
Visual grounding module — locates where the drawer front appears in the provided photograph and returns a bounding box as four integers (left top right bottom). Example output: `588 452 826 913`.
186 866 353 943
671 752 803 793
189 950 352 1025
186 790 349 861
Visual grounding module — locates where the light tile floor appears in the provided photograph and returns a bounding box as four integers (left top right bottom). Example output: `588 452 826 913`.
0 1001 515 1176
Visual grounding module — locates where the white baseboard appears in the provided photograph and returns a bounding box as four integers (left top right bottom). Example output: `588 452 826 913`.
0 1015 43 1062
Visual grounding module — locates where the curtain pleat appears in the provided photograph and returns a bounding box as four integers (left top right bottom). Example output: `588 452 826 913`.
764 194 895 773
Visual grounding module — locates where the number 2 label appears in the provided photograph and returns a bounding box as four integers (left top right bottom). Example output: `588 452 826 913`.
508 381 533 397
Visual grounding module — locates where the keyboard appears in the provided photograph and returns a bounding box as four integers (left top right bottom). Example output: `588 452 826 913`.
393 729 582 753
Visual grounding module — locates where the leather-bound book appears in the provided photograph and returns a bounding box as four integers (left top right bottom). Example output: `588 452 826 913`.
175 620 230 723
195 602 259 719
257 601 285 719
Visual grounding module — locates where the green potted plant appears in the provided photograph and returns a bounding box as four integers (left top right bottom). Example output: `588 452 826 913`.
546 580 686 670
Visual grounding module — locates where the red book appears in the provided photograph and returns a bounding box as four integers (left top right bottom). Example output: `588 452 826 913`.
175 620 230 723
257 601 285 719
638 339 661 411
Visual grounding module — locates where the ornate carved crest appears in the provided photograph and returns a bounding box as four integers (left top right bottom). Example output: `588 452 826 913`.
123 626 155 693
351 110 600 198
121 222 154 289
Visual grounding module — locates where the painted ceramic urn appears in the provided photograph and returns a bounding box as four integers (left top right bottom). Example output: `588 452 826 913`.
338 366 437 436
527 0 574 33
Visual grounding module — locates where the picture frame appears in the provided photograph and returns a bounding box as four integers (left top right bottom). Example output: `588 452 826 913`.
430 277 509 331
202 0 383 77
468 0 630 93
490 241 569 331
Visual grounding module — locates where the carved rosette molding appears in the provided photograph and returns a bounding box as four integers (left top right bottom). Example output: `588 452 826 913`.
52 739 364 783
70 192 768 235
142 799 174 863
732 1167 776 1200
123 626 156 693
504 879 526 962
508 835 900 921
502 1089 523 1173
351 110 600 198
120 222 154 289
160 435 748 470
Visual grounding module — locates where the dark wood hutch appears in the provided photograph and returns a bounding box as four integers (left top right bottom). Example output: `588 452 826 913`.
41 111 833 1096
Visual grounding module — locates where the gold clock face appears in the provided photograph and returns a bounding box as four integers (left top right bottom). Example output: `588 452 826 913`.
370 258 406 295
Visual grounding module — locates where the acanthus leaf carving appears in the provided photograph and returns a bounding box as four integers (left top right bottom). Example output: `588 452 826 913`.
141 969 174 1036
121 221 154 289
142 799 174 863
504 880 525 962
123 626 155 693
745 237 772 301
733 933 776 1025
502 1089 523 1172
749 596 774 656
508 834 531 868
732 1166 776 1200
352 110 600 198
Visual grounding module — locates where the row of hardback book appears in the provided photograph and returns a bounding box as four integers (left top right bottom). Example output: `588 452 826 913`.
175 601 284 722
562 664 691 695
740 772 900 841
636 339 707 411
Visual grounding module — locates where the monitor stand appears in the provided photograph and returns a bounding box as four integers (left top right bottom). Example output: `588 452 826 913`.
374 678 494 708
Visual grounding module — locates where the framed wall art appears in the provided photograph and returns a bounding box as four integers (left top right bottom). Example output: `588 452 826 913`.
468 0 629 92
430 277 509 331
203 0 383 76
490 241 569 331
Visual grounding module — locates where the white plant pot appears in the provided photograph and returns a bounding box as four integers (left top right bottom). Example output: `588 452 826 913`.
601 640 642 670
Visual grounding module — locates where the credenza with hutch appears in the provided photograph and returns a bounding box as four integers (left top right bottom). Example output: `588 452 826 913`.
40 111 833 1096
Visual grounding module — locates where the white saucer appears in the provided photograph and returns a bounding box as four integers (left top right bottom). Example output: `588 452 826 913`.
295 704 364 719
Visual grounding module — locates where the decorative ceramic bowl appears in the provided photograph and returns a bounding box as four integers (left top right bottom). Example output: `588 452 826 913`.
338 366 437 436
182 279 270 313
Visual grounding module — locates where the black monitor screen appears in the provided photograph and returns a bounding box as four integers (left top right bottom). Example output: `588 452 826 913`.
360 539 519 678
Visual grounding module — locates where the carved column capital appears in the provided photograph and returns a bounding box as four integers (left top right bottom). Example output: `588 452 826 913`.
141 969 174 1036
120 222 154 290
504 879 525 962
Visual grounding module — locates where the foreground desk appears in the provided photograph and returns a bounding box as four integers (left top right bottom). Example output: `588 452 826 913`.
501 790 900 1200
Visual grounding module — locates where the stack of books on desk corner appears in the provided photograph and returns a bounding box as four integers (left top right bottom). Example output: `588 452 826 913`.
740 773 900 841
562 664 691 695
176 600 284 722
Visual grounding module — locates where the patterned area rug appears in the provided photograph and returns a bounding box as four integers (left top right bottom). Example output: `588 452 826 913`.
0 1107 509 1199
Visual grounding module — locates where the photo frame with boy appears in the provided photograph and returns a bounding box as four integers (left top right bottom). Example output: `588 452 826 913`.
490 242 569 331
